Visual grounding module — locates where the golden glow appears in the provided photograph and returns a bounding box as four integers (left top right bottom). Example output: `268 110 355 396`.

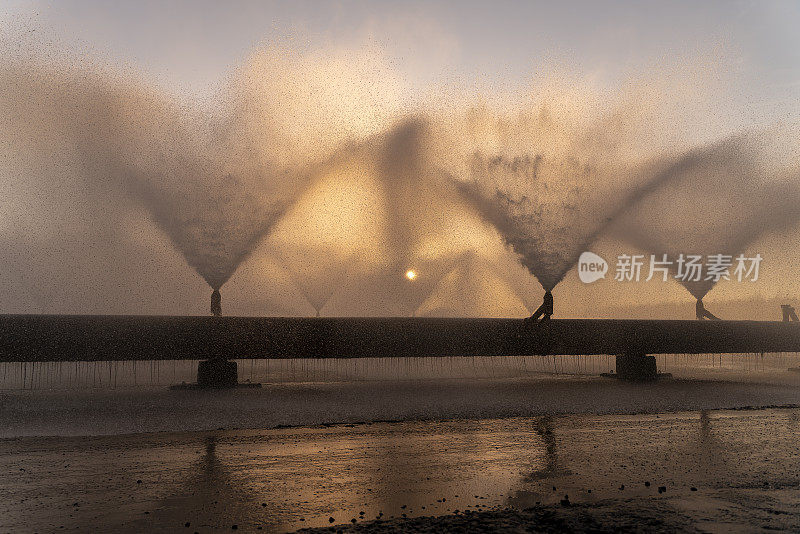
405 269 417 281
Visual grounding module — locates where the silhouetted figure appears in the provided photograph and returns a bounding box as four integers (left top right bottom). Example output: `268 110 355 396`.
781 304 799 322
211 289 222 317
696 298 719 321
527 290 553 325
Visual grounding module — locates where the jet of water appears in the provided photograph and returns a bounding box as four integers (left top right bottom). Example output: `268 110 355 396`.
614 134 800 299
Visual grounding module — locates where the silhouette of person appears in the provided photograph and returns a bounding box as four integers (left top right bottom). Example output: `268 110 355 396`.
211 289 222 317
696 298 719 321
527 290 553 325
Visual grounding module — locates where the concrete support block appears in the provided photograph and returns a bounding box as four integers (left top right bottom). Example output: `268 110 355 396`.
197 358 238 388
615 352 657 381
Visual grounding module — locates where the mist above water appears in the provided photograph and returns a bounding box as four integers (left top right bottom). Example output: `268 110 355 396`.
0 57 310 291
435 96 681 291
2 40 799 314
613 134 800 299
436 100 800 295
450 152 641 291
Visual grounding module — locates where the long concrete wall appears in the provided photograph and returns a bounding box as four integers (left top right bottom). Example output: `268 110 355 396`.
3 315 800 362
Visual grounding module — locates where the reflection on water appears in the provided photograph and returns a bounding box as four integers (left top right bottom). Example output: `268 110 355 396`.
525 416 570 480
4 410 800 532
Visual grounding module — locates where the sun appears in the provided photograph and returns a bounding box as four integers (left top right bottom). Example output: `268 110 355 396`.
405 269 417 281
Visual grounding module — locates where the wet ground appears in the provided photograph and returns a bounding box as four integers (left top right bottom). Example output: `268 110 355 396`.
0 378 800 532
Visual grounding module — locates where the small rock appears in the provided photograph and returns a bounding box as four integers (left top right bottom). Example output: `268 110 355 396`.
658 486 667 493
690 487 697 491
184 522 190 528
329 517 335 523
645 481 650 487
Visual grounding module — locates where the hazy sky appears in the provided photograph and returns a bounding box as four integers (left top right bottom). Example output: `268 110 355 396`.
4 1 798 93
2 1 799 318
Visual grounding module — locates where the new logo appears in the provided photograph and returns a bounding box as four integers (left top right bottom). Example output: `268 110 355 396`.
578 251 608 283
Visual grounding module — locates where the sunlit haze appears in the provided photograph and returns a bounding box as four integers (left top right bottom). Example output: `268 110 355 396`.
2 0 799 319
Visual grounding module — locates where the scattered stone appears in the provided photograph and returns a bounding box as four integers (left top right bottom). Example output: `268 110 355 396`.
184 522 190 527
329 517 335 523
645 481 651 487
690 487 697 491
658 486 667 493
560 495 571 507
